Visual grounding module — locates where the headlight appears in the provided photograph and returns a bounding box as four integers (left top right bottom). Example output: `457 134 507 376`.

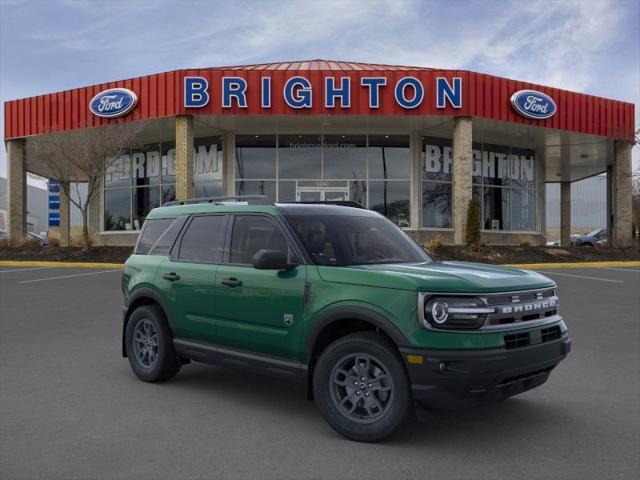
421 296 494 330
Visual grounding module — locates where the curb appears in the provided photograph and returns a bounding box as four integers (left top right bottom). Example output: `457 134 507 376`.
1 260 639 270
0 260 123 269
505 261 640 269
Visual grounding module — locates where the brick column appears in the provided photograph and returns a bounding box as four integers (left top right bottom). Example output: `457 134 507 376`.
409 133 422 229
222 133 235 196
452 117 473 244
175 115 194 201
611 141 633 247
59 182 71 247
6 139 27 244
560 181 571 246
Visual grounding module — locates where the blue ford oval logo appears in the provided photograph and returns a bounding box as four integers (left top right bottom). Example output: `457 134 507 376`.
510 89 556 120
89 88 138 118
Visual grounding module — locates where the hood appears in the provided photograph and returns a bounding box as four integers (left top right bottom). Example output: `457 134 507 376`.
317 261 554 293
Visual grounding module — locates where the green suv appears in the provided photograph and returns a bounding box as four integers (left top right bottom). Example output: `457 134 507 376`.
122 196 570 442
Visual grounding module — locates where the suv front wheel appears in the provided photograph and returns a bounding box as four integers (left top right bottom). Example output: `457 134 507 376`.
313 332 411 442
125 305 181 382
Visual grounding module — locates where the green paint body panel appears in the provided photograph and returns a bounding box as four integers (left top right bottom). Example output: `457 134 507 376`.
123 203 567 364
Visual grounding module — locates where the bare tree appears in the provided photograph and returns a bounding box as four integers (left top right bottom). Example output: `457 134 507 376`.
27 121 144 250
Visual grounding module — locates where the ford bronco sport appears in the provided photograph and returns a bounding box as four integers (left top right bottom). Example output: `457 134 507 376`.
122 196 570 442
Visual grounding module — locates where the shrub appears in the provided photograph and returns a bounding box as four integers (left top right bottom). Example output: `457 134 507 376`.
425 234 444 254
16 237 40 250
519 240 532 247
48 237 61 247
70 230 93 248
465 199 481 246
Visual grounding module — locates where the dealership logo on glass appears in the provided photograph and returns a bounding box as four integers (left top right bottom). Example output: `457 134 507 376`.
510 90 557 120
89 88 138 118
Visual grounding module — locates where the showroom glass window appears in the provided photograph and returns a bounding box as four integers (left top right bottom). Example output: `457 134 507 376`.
104 136 223 231
472 143 536 232
234 134 410 227
422 137 453 228
422 137 536 232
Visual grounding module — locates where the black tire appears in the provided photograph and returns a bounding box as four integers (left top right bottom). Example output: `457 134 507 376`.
125 305 181 382
313 332 411 442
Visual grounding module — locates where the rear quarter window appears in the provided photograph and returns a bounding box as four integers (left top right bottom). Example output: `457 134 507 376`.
135 217 186 255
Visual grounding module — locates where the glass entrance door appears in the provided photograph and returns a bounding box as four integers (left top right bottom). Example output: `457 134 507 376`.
296 181 350 202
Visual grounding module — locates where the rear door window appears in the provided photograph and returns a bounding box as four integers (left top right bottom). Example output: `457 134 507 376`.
148 216 188 255
178 215 227 263
135 218 175 254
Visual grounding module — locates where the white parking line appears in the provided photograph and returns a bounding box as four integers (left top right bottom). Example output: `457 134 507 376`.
598 267 640 273
18 270 120 284
0 266 56 274
541 271 624 283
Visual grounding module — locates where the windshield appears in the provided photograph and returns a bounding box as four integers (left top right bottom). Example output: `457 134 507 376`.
285 214 431 266
587 229 604 237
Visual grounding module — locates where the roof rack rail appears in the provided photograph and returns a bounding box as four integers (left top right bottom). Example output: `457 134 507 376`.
291 201 367 209
162 195 273 207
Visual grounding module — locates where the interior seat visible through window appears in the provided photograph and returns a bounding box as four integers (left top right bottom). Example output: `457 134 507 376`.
229 216 289 265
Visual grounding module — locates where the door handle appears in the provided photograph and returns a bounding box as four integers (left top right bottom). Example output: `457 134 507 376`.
163 272 181 282
221 277 243 287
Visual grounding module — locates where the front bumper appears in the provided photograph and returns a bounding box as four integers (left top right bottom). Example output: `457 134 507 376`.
400 334 571 412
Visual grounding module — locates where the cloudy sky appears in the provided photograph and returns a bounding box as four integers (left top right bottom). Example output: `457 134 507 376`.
1 0 638 179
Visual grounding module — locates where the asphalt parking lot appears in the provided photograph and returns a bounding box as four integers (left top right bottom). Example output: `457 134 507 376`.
1 265 639 480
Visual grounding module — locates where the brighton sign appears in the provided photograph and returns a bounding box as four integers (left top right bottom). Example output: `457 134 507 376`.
89 88 138 118
183 75 463 110
510 89 557 120
424 142 535 182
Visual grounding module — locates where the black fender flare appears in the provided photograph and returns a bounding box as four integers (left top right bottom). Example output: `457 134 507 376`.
303 306 409 363
122 287 175 357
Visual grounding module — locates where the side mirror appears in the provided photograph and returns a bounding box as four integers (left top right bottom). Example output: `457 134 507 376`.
252 249 297 271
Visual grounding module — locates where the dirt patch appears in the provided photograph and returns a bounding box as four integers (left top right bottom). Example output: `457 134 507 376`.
430 245 640 264
0 243 638 265
0 244 133 263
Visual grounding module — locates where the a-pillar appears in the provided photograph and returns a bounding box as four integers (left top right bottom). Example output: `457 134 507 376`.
6 139 27 244
611 141 633 247
59 182 71 247
175 115 194 201
560 181 571 246
452 117 473 244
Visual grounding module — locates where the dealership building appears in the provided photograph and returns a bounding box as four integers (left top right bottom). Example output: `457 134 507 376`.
3 60 635 246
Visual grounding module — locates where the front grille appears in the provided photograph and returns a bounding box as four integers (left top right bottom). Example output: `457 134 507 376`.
503 325 563 350
485 288 555 306
541 326 561 342
504 332 531 350
484 288 558 327
497 366 554 387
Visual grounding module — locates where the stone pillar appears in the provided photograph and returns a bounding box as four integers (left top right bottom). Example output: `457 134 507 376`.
536 152 547 239
606 165 613 243
59 182 70 247
175 115 194 201
6 139 27 244
222 133 235 197
611 141 633 247
452 117 473 244
560 181 571 246
409 133 422 230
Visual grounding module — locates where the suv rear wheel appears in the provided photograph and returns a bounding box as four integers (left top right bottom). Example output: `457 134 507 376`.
125 305 181 382
313 332 411 442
